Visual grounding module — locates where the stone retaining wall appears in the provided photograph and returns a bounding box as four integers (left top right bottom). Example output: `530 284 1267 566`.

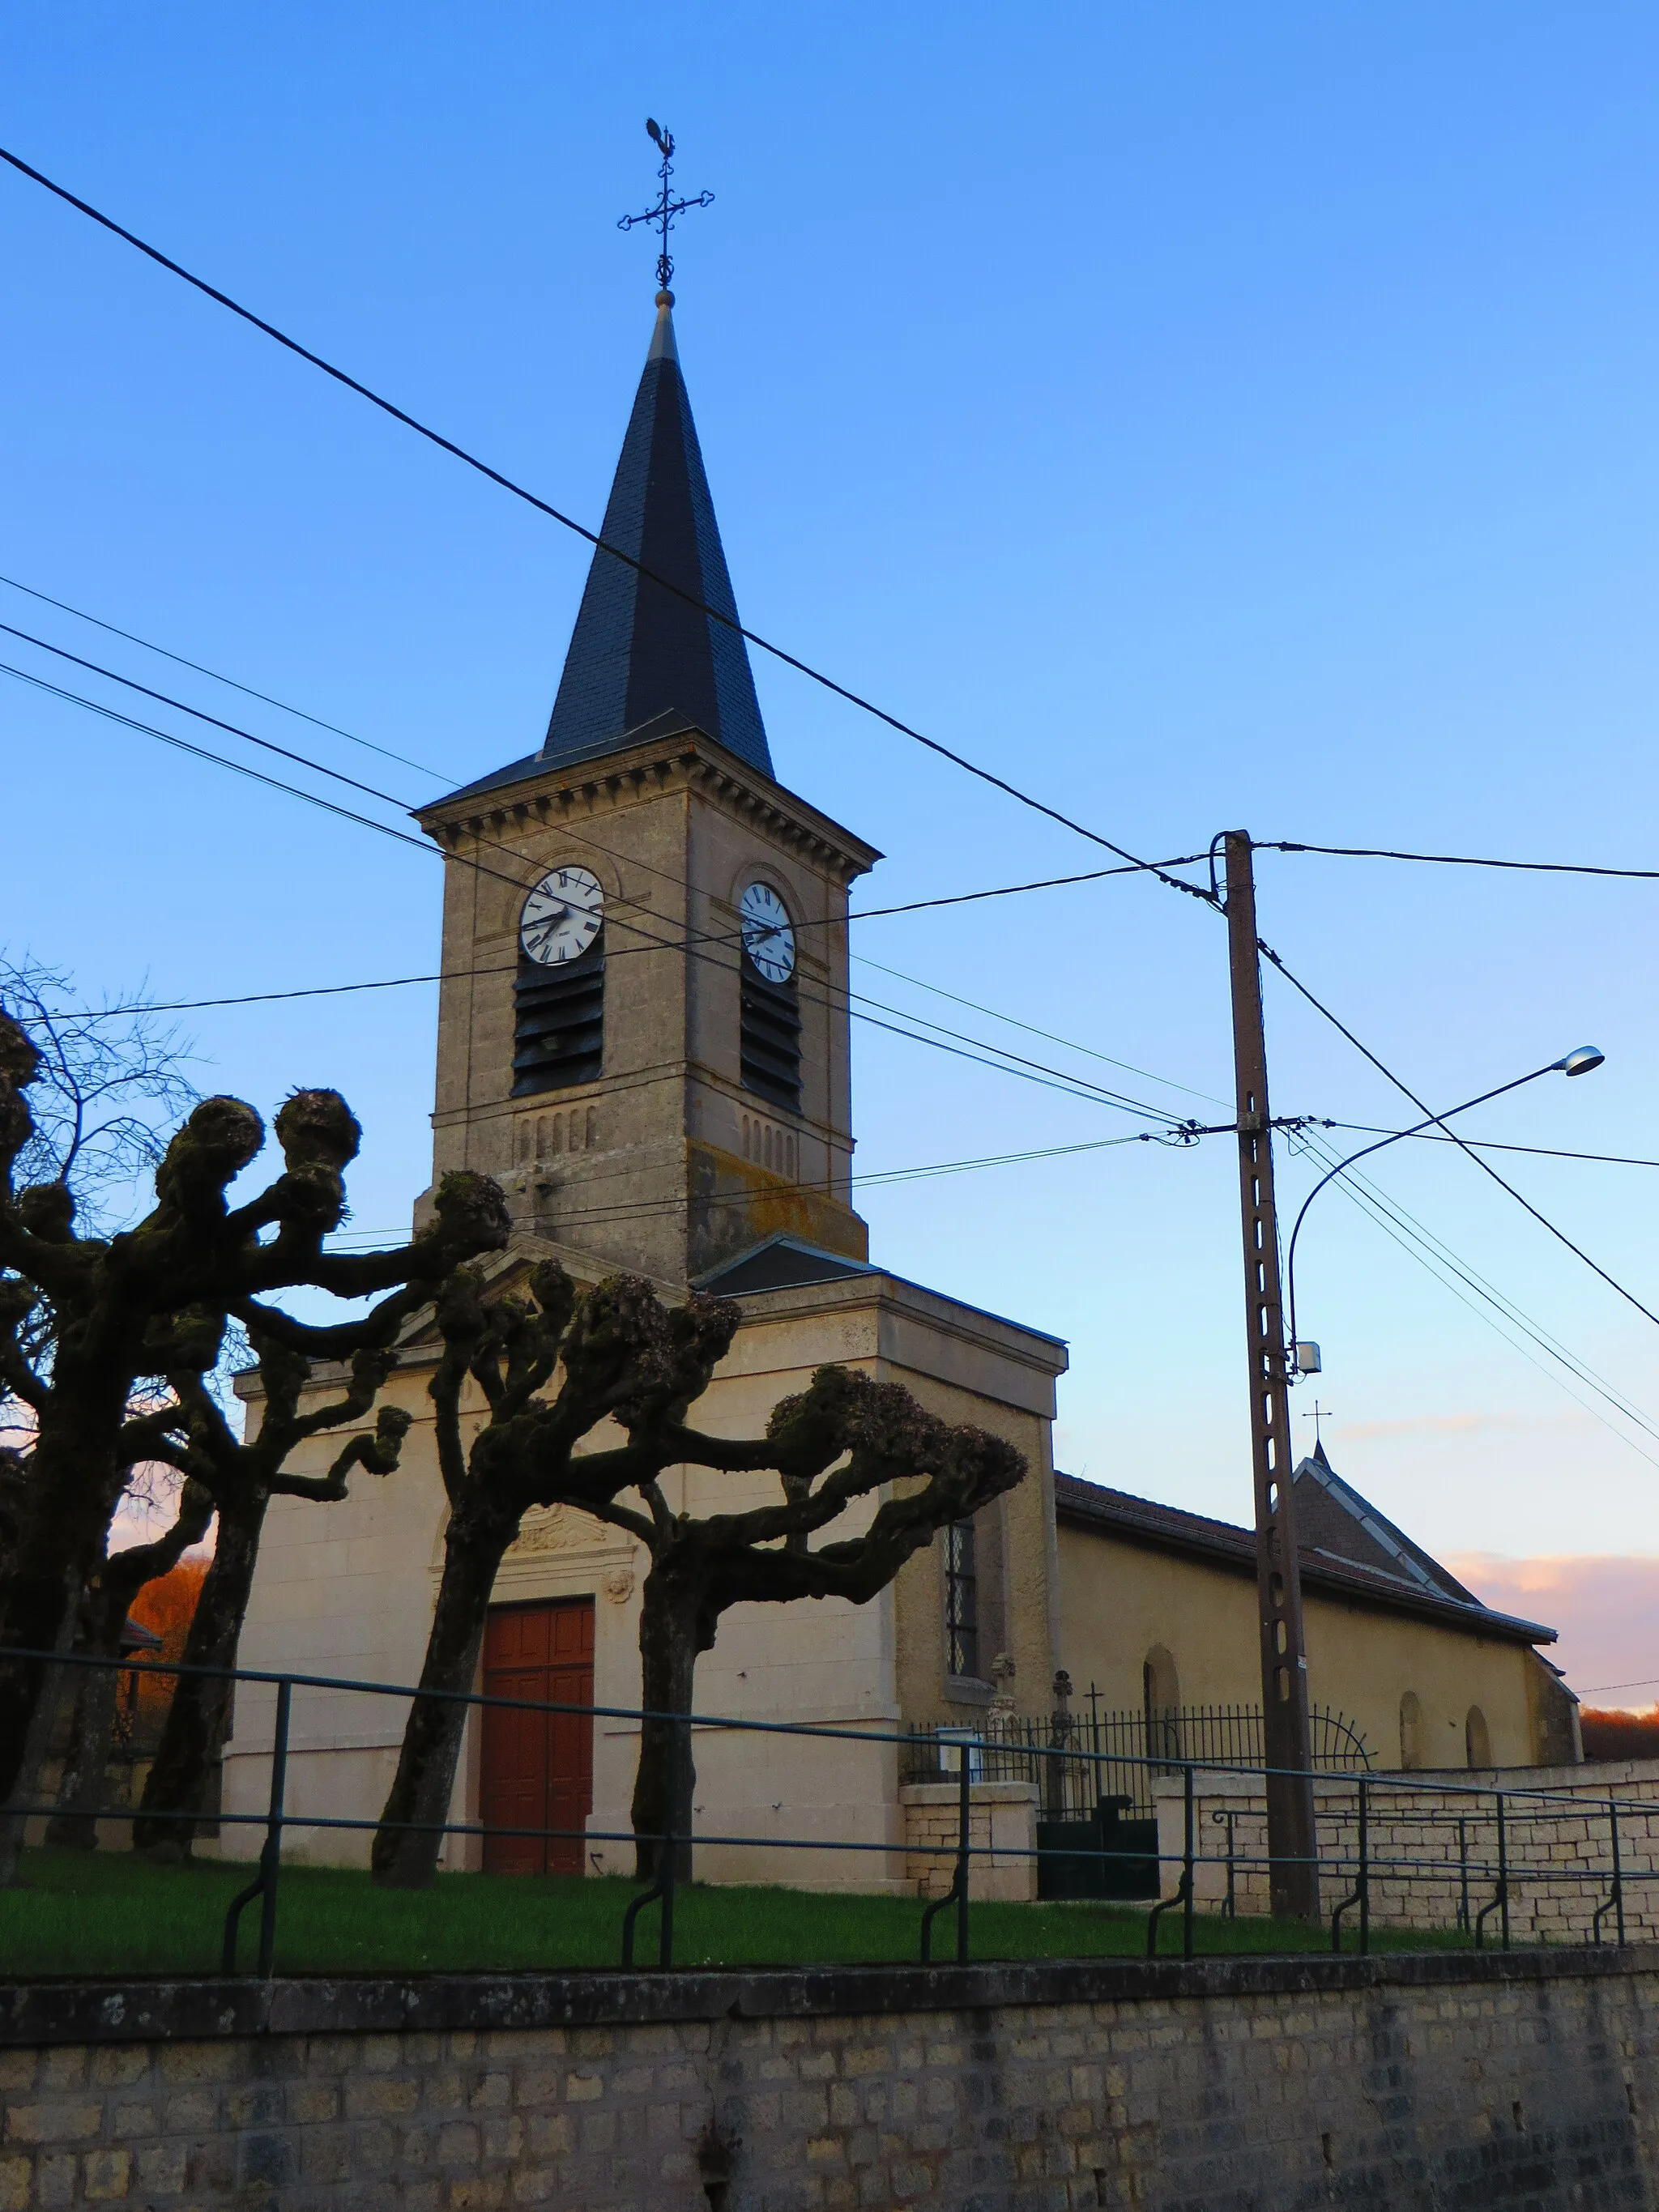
1157 1756 1659 1938
4 1949 1659 2209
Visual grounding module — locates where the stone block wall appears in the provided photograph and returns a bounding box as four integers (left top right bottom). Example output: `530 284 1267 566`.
4 1950 1659 2210
1157 1757 1659 1938
900 1782 1038 1902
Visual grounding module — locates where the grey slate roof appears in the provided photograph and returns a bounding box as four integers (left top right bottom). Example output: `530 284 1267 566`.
694 1234 877 1297
539 297 773 779
1054 1456 1556 1647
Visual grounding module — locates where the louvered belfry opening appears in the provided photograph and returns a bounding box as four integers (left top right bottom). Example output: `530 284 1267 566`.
740 954 801 1115
513 938 604 1095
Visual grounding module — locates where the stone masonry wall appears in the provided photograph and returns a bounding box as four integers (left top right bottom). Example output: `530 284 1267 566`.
3 1950 1659 2210
1158 1757 1659 1940
901 1783 1038 1903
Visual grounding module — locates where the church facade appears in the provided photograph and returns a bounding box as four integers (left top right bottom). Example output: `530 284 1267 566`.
224 289 1572 1890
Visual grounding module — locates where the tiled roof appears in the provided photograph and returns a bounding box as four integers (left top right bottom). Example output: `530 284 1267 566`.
1054 1467 1555 1646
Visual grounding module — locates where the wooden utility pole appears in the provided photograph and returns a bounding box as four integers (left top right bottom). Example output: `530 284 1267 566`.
1222 831 1320 1920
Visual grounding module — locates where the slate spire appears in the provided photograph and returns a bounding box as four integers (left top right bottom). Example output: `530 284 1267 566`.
541 291 773 778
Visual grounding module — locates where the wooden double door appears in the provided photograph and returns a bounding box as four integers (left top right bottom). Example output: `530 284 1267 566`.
480 1598 595 1876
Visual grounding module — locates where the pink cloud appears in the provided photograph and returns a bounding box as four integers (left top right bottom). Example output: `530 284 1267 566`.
1447 1553 1659 1709
1339 1413 1572 1442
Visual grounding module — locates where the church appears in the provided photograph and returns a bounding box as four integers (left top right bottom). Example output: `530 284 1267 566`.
224 286 1576 1892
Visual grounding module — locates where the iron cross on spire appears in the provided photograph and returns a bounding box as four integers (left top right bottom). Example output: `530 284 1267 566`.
618 118 714 293
1301 1400 1334 1448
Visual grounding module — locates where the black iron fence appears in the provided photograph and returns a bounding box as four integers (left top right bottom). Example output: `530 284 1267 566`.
0 1646 1653 1982
901 1698 1372 1817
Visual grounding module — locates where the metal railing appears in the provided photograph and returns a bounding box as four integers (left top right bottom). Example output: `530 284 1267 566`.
901 1699 1371 1817
0 1645 1653 1981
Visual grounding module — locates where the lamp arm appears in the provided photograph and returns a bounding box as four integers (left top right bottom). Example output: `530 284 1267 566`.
1284 1063 1559 1352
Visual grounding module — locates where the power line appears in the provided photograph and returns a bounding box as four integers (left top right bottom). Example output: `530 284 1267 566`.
0 618 424 810
1580 1680 1659 1698
0 619 1217 1110
20 160 1657 1235
319 1128 1183 1246
1335 1125 1659 1174
5 633 1226 1118
4 565 1216 931
0 572 450 782
1290 1127 1659 1466
24 586 1657 1323
2 565 1212 923
851 859 1211 923
1259 940 1659 1333
23 143 1644 1328
1270 841 1659 884
1297 1127 1659 1432
22 159 1649 1460
1 662 441 858
353 1115 1276 1241
0 143 1218 906
6 663 1208 1121
851 952 1227 1107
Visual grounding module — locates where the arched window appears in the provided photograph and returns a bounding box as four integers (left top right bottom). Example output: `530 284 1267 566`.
1399 1691 1423 1771
1465 1706 1491 1770
1144 1646 1181 1764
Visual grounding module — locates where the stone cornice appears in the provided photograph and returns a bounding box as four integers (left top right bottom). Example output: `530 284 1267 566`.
2 1946 1652 2047
415 728 881 885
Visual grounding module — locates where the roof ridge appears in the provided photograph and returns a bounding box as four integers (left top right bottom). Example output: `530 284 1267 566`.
1052 1471 1555 1645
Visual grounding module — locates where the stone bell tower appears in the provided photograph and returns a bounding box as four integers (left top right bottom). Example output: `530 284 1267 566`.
416 292 877 1289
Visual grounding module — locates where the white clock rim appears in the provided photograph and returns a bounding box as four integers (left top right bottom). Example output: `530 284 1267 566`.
740 882 796 980
520 865 605 965
524 863 603 913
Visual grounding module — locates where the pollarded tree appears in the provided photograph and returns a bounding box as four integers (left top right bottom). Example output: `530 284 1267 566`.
0 1005 510 1809
367 1262 1026 1891
44 1472 215 1852
131 1334 414 1860
370 1259 752 1889
591 1367 1027 1880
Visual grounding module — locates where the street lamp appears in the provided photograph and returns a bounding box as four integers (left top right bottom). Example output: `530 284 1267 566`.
1286 1046 1606 1370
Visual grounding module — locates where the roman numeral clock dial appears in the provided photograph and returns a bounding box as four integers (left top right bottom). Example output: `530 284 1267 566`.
740 880 795 983
520 867 604 965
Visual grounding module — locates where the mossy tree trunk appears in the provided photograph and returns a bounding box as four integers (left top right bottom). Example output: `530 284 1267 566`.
631 1566 711 1883
133 1360 415 1862
370 1511 516 1890
47 1476 213 1852
132 1491 267 1861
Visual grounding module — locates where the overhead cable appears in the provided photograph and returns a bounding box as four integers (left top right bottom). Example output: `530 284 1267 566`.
0 571 450 782
1334 1125 1659 1174
1295 1127 1658 1430
1260 941 1659 1333
1290 1127 1659 1465
0 143 1214 904
1270 841 1659 884
4 664 1201 1120
0 569 1209 922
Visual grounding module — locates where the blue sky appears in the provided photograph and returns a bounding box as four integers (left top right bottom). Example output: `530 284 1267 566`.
6 6 1659 1681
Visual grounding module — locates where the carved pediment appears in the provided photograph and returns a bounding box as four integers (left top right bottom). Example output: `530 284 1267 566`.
510 1502 592 1556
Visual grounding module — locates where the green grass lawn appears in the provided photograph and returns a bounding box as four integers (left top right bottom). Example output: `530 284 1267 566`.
0 1849 1470 1979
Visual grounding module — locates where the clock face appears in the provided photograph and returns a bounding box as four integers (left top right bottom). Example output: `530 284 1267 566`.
740 880 795 984
520 866 604 966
